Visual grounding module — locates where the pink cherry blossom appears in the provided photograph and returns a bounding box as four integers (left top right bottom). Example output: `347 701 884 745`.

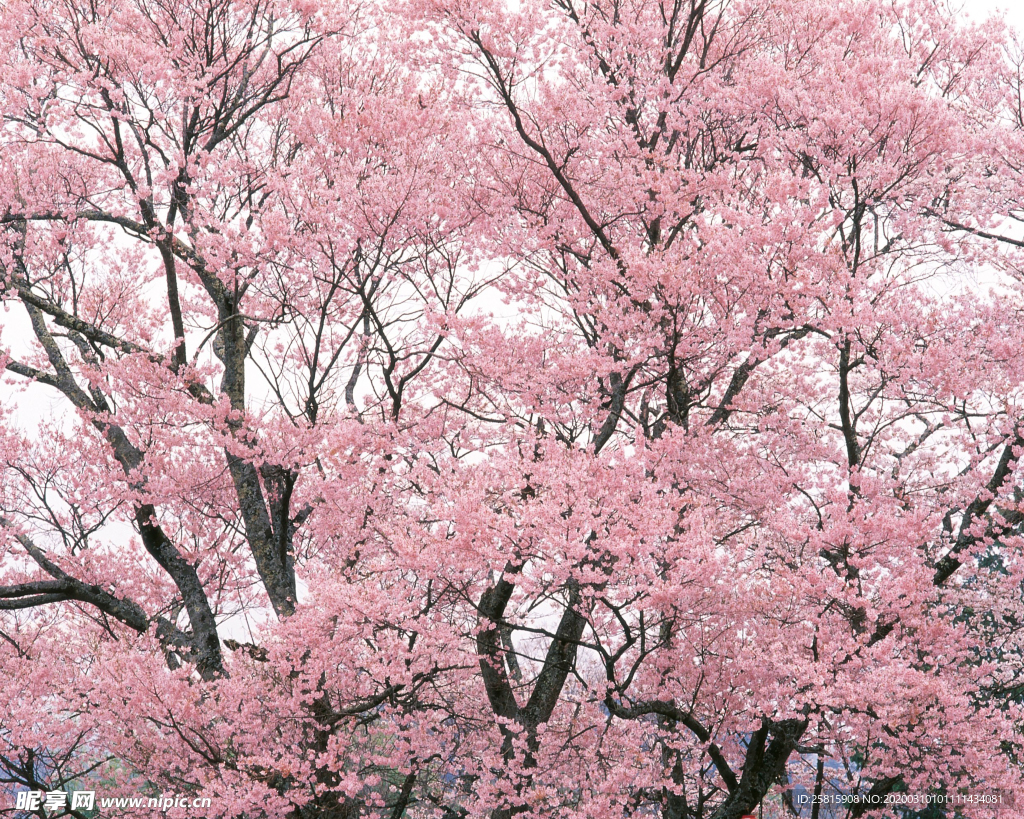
2 0 1024 817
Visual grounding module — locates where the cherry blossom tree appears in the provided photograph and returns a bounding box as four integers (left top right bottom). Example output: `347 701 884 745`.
2 0 1024 817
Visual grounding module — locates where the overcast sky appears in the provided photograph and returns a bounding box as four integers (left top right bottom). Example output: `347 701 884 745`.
971 0 1024 28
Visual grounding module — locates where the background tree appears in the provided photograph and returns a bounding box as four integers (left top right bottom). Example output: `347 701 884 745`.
1 0 1024 817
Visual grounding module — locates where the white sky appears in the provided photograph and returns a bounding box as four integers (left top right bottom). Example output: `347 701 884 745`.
970 0 1024 28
